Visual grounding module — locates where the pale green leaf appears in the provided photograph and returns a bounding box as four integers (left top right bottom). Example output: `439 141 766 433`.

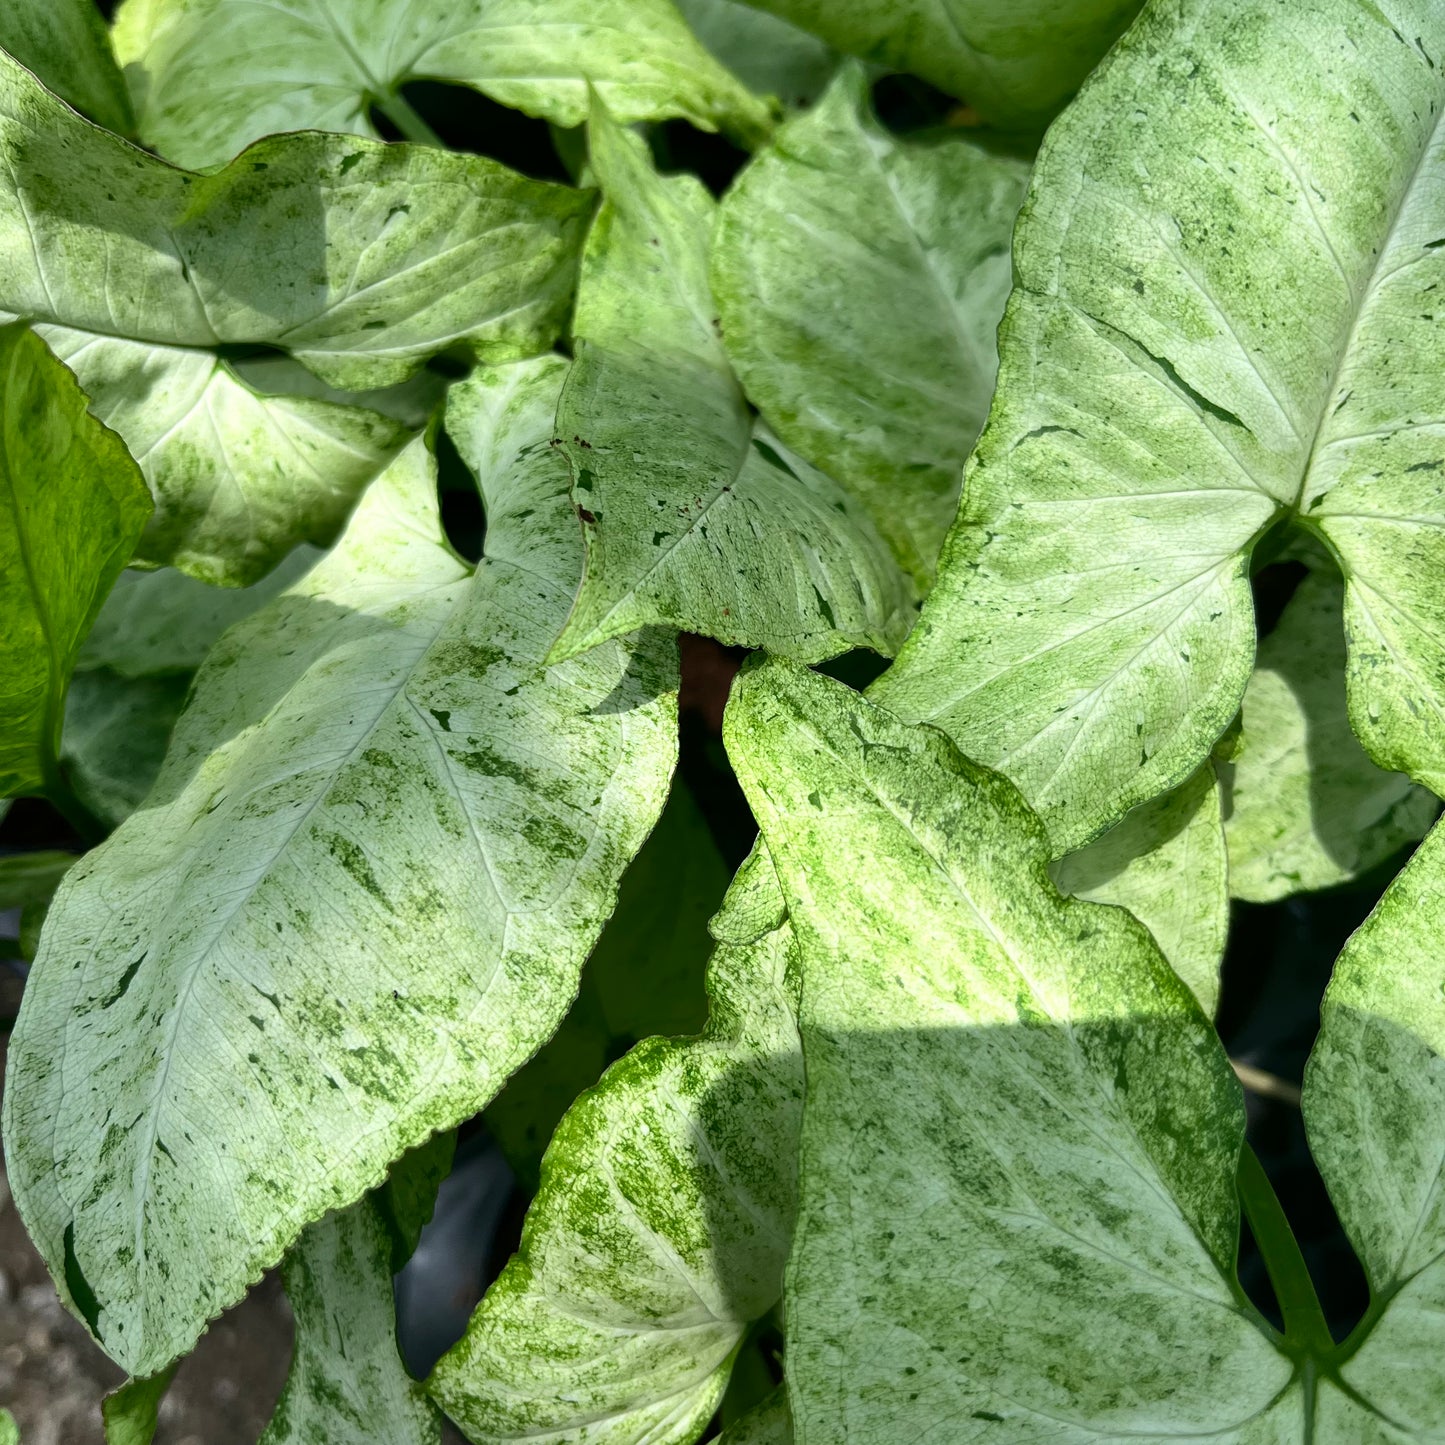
113 0 773 172
735 0 1143 130
1223 569 1437 902
674 0 836 109
1052 764 1228 1013
875 0 1445 850
1304 819 1445 1435
2 359 677 1377
0 50 589 391
713 64 1028 584
717 1389 791 1445
260 1198 441 1445
725 659 1293 1440
102 1367 178 1445
429 850 802 1445
38 330 410 586
0 323 152 798
550 101 914 665
79 550 324 680
61 671 191 829
0 1408 15 1445
487 777 727 1187
0 0 133 134
0 850 78 911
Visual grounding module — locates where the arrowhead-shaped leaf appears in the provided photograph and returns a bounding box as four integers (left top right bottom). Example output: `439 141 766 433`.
0 323 151 799
1222 568 1436 902
113 0 773 171
712 64 1028 584
2 357 677 1377
549 100 913 665
876 0 1445 850
429 849 801 1445
0 53 589 582
725 659 1298 1438
732 0 1144 131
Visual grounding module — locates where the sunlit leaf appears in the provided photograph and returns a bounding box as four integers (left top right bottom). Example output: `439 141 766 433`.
3 359 677 1377
713 64 1027 583
114 0 773 171
0 323 151 799
550 100 913 665
429 850 801 1445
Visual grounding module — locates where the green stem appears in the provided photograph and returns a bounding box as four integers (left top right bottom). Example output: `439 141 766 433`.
1238 1141 1333 1354
374 91 443 147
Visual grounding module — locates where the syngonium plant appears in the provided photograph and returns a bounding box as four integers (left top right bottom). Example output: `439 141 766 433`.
2 0 1445 1440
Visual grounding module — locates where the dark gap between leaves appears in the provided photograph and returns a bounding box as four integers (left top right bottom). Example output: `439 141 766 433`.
369 83 573 184
648 121 750 198
1251 559 1310 639
433 424 485 564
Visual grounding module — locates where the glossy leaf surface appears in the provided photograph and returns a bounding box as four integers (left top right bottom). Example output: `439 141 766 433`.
0 324 151 799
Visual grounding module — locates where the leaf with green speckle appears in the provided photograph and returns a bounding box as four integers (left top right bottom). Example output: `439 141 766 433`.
0 1408 16 1445
549 100 914 666
80 550 324 680
487 776 729 1188
733 0 1143 131
261 1196 441 1445
712 64 1028 585
3 356 678 1378
725 658 1300 1438
0 52 587 582
1223 568 1437 902
0 0 133 134
39 332 412 587
429 848 802 1445
875 0 1445 851
113 0 773 172
0 323 152 801
1302 818 1445 1432
1051 764 1228 1014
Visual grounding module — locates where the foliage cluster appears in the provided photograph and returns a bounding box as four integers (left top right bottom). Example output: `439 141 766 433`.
3 0 1445 1440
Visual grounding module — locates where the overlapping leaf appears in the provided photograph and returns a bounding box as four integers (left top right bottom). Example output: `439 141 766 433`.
486 778 728 1188
1052 764 1228 1012
113 0 773 171
0 323 151 799
726 661 1301 1436
0 51 588 582
876 0 1445 850
550 100 913 665
673 0 835 111
429 850 801 1445
260 1199 441 1445
1302 819 1445 1433
713 64 1028 584
0 0 132 133
1222 569 1436 901
3 356 678 1377
734 0 1144 130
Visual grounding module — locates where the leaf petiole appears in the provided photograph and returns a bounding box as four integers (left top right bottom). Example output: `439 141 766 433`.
373 89 443 147
1237 1141 1333 1357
